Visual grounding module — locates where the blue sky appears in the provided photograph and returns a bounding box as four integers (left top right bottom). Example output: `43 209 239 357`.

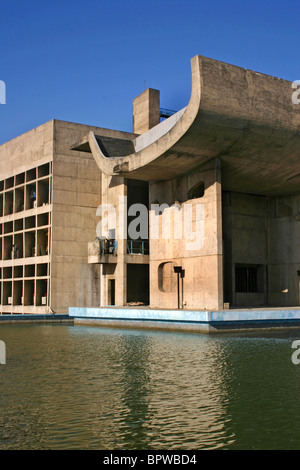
0 0 299 145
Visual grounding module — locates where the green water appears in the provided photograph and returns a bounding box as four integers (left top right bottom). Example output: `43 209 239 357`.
1 324 300 450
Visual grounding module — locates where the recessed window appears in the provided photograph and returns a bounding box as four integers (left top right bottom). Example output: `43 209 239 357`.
188 181 204 200
158 261 175 292
235 265 258 293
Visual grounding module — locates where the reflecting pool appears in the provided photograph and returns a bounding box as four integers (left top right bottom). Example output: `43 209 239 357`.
1 324 300 449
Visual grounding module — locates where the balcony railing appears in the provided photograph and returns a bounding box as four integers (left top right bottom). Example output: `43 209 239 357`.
89 239 149 259
127 240 149 255
99 239 118 256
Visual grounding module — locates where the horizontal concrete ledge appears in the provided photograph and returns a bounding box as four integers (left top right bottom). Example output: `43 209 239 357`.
69 307 300 333
69 307 209 323
0 314 73 324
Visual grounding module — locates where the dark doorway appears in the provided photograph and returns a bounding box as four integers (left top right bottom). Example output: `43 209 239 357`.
126 178 149 244
108 279 115 306
127 264 149 305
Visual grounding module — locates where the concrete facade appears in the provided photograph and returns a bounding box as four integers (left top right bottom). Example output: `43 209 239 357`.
2 54 300 315
0 120 133 314
148 160 223 310
76 55 300 312
223 191 300 308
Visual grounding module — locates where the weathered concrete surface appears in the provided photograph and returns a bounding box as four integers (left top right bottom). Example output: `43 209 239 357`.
69 55 300 312
77 55 300 196
133 88 160 134
0 120 134 314
223 190 300 308
2 54 300 316
51 120 103 313
149 160 223 310
69 306 300 334
0 121 54 180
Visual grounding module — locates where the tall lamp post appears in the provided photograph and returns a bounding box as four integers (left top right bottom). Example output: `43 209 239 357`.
181 269 185 309
174 266 185 309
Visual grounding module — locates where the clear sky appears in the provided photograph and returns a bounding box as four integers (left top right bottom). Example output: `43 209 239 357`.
0 0 299 145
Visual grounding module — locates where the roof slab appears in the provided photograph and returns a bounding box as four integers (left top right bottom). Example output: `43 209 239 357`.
71 55 300 196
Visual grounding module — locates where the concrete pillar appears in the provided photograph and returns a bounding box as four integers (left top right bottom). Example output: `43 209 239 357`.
133 88 160 134
99 173 127 306
214 158 224 310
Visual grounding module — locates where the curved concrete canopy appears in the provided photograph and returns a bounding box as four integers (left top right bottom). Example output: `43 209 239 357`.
86 55 202 181
73 55 300 196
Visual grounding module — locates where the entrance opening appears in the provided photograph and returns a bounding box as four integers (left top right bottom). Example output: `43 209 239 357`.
235 265 258 293
126 178 149 246
108 279 115 306
235 263 265 307
127 264 149 306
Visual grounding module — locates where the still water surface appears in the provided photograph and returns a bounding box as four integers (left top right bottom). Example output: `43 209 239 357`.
1 324 300 450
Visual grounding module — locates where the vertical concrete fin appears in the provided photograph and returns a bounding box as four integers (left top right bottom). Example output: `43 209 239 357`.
133 88 160 134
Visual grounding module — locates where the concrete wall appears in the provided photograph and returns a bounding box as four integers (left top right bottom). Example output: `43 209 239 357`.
223 190 300 308
268 195 300 307
0 121 54 179
149 160 223 310
51 120 102 313
222 191 268 307
0 122 54 314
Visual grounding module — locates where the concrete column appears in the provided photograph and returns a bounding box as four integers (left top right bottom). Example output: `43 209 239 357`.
115 191 127 306
214 158 224 310
133 88 160 134
99 173 127 306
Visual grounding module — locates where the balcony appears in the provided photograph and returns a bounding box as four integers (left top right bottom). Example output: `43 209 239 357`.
88 238 118 264
127 240 149 255
125 240 149 265
88 239 150 265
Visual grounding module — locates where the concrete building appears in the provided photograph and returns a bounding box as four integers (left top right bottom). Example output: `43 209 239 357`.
0 120 135 314
1 55 300 315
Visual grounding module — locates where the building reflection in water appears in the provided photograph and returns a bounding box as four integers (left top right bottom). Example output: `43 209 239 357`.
2 325 300 450
112 331 235 449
